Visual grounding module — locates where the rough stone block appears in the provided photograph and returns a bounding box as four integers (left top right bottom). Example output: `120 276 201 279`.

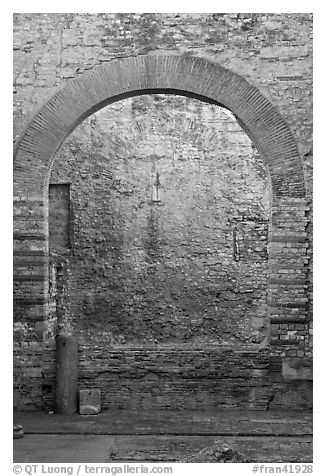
79 388 101 415
13 424 24 439
251 317 265 330
282 358 312 380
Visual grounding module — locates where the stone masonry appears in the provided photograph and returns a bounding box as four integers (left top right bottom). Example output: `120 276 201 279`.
13 13 312 411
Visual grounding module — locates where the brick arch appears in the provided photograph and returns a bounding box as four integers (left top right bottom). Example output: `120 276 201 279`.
14 54 305 198
13 54 309 351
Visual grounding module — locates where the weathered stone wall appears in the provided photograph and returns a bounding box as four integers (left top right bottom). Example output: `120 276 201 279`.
13 13 313 193
13 13 313 411
49 95 270 347
13 343 312 411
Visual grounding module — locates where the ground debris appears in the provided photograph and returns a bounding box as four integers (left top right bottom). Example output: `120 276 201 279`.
180 441 255 463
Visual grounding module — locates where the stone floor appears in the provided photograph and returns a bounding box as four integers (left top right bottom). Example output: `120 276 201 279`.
13 410 313 463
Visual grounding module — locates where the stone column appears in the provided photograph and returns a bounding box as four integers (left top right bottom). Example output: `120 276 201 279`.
55 335 78 414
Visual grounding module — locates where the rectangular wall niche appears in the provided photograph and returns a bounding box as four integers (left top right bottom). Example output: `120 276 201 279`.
49 184 71 250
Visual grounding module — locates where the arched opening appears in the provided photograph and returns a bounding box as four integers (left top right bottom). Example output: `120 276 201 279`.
13 55 310 411
14 55 305 197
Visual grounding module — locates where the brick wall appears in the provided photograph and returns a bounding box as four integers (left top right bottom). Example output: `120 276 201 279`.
13 13 313 182
13 13 312 411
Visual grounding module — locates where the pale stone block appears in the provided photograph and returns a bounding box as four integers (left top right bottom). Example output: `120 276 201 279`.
79 389 101 415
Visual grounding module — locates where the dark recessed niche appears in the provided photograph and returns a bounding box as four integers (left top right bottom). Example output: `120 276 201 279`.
49 184 71 251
